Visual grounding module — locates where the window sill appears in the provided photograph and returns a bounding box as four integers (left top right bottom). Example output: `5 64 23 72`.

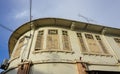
82 52 113 57
32 49 74 54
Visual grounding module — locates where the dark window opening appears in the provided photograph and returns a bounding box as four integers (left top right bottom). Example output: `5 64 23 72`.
48 30 58 35
114 38 120 43
88 71 120 74
77 33 82 38
95 35 101 40
85 34 94 39
62 30 68 36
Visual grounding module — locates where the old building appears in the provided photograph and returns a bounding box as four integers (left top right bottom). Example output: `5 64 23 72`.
1 18 120 74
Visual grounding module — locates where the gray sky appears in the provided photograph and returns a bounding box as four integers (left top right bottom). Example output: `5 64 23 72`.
0 0 120 69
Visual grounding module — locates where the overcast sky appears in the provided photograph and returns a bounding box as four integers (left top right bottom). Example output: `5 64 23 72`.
0 0 120 71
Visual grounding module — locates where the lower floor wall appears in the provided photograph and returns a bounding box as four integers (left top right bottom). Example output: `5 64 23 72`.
29 63 84 74
3 63 87 74
2 63 120 74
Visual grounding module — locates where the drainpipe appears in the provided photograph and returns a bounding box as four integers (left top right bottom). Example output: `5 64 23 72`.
26 22 35 60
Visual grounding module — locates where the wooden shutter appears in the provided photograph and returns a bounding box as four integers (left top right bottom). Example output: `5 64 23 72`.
77 33 87 52
62 31 71 51
35 31 44 51
12 37 25 58
95 35 109 54
85 34 102 53
47 30 59 50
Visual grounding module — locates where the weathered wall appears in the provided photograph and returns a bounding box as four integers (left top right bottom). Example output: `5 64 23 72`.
6 27 120 74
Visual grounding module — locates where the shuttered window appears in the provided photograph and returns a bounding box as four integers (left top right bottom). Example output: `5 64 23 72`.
35 31 44 50
114 38 120 47
12 37 25 58
114 38 120 43
77 33 87 52
62 30 71 51
85 34 102 53
47 30 59 50
95 35 109 54
85 34 94 39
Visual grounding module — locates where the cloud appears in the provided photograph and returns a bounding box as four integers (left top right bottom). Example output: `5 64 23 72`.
12 0 91 21
10 0 120 28
15 10 29 19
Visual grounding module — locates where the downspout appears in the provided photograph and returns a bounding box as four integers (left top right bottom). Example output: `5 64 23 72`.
26 0 34 60
26 22 35 60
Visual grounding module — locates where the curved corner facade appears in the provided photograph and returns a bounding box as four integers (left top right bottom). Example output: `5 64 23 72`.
4 18 120 74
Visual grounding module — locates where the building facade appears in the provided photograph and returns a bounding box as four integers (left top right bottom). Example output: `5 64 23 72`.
2 18 120 74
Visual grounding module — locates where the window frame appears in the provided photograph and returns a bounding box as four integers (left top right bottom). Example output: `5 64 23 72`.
35 30 44 51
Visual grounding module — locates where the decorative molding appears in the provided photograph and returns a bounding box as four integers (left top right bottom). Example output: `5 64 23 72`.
101 27 107 35
71 22 75 30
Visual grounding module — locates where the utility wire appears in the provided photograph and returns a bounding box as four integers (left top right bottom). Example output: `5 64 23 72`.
0 0 33 36
0 0 33 38
0 0 33 37
0 24 13 32
0 24 20 36
0 0 32 34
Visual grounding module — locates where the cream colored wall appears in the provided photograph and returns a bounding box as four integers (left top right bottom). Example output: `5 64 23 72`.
106 36 120 61
6 27 120 73
88 65 120 71
30 64 78 74
29 27 117 64
8 31 32 69
6 69 17 74
29 27 77 63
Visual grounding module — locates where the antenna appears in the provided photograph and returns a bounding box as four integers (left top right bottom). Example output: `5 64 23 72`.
30 0 32 22
78 14 97 24
29 0 33 37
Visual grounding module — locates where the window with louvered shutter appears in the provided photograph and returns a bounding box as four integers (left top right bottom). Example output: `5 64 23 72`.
85 34 102 53
95 35 109 54
114 38 120 43
35 31 44 51
114 38 120 47
12 37 25 58
62 30 71 51
85 34 94 39
77 33 87 52
47 30 59 50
